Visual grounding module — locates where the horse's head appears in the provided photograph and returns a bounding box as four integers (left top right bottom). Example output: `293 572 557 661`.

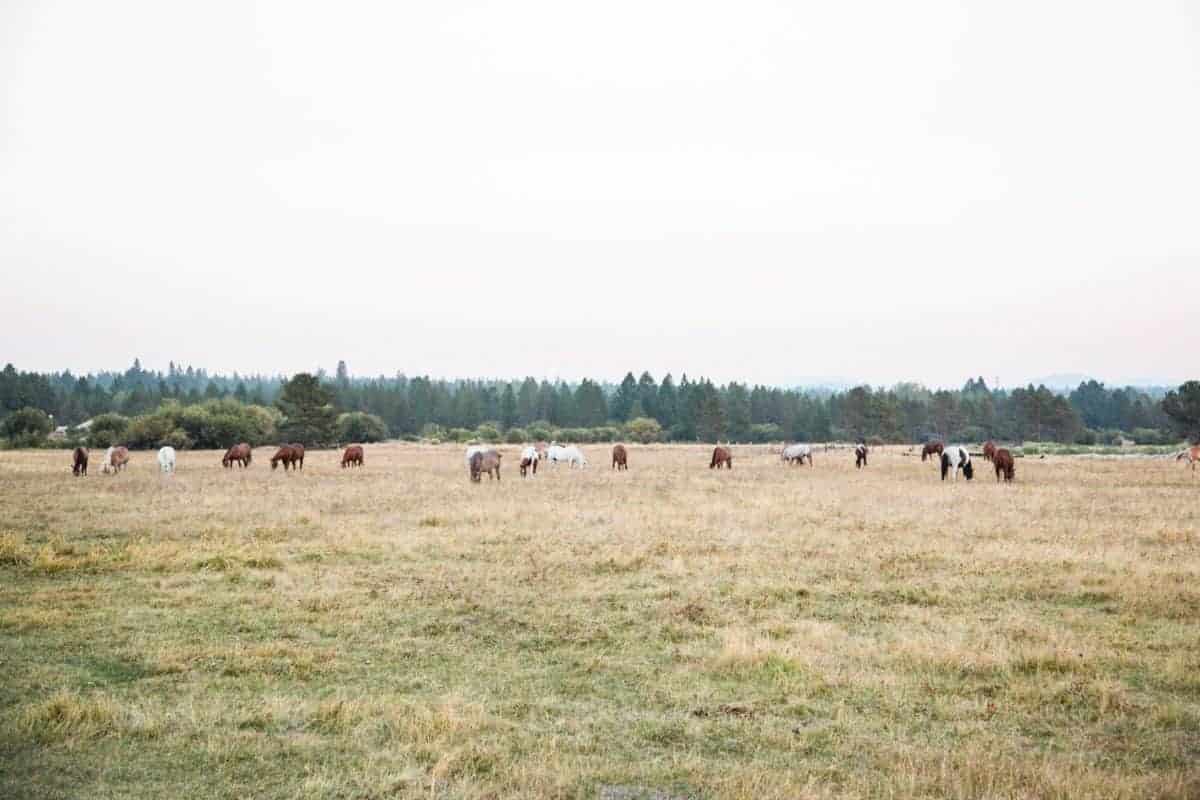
962 461 974 480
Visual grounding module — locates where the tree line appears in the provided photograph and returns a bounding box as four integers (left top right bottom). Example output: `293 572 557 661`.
2 360 1198 448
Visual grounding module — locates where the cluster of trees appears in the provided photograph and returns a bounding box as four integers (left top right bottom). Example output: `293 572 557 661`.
3 361 1198 449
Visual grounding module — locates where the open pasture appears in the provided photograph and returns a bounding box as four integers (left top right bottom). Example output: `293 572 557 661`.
1 444 1198 799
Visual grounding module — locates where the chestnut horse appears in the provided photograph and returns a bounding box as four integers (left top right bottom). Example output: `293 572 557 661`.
921 442 944 463
612 444 628 471
993 447 1015 482
982 441 997 462
855 443 868 468
1178 445 1200 476
72 447 88 476
710 446 733 469
470 449 501 482
271 445 299 471
223 442 252 468
103 446 129 474
341 445 364 468
289 443 305 470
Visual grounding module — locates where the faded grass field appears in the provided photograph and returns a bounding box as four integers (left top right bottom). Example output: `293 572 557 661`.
0 443 1198 799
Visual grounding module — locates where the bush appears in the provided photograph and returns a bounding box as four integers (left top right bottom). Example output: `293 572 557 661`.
556 427 592 444
125 413 176 450
336 412 389 443
527 421 554 441
1074 429 1098 445
591 426 622 443
2 407 53 446
160 428 194 450
474 423 502 443
88 413 130 448
504 427 528 444
624 417 662 444
420 424 446 442
1130 427 1171 446
749 423 781 443
448 428 476 443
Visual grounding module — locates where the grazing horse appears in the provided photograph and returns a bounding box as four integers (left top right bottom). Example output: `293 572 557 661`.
1178 445 1200 476
855 443 868 469
710 446 733 469
940 445 974 481
289 443 305 470
271 445 299 471
157 446 176 474
612 444 628 471
72 447 88 476
982 441 997 462
921 442 944 462
520 446 539 477
102 446 130 474
993 447 1015 482
547 445 587 467
470 450 501 482
781 443 812 466
341 445 364 468
223 443 251 469
464 445 491 466
535 441 549 461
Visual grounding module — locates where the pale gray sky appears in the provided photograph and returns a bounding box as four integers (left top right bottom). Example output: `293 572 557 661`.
2 1 1198 388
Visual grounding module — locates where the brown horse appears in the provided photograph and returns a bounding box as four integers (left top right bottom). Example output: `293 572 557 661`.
710 446 733 469
993 448 1015 482
519 446 538 477
612 444 628 471
1178 445 1200 476
72 447 88 476
271 445 299 471
921 442 944 462
108 446 129 474
470 450 501 482
289 443 305 470
223 442 252 468
341 445 364 468
982 441 997 462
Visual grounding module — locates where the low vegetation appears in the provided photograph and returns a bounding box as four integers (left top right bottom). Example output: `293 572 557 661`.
1 444 1198 798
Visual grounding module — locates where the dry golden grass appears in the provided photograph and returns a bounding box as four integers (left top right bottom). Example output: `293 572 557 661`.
0 443 1198 799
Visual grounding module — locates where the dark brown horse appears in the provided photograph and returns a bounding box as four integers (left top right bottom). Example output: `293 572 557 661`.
72 447 88 476
223 442 252 468
710 446 733 469
612 444 628 471
921 442 944 462
271 445 300 471
341 445 364 468
470 450 501 482
993 448 1015 482
855 443 868 469
289 443 305 470
982 441 997 462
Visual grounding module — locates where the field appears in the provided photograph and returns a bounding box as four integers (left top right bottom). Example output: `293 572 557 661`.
1 444 1198 799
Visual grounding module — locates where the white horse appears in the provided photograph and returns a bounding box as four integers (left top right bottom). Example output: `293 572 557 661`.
940 445 974 481
781 443 812 466
157 446 176 474
548 445 587 468
520 446 539 477
101 446 115 474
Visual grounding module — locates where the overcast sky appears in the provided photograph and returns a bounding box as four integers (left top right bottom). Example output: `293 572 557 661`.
2 1 1198 388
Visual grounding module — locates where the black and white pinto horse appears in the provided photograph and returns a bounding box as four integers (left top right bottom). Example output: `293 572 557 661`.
854 443 868 469
940 445 974 481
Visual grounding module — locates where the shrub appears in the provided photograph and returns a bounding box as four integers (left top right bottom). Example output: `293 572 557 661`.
124 414 176 450
557 427 592 444
448 428 475 443
160 428 194 450
2 407 52 446
88 413 130 448
749 423 781 443
335 412 389 443
504 427 528 444
474 423 502 443
527 421 553 441
625 417 663 444
1074 429 1098 445
1130 427 1171 446
591 426 622 442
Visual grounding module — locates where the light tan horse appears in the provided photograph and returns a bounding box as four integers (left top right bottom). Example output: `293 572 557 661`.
1178 445 1200 476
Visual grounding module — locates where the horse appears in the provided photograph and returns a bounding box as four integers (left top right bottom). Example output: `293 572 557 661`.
781 443 812 466
982 441 997 462
519 446 539 477
921 442 944 463
464 445 491 466
710 446 733 469
855 443 868 468
102 446 129 475
993 448 1015 482
271 445 298 471
470 449 501 482
612 444 628 471
223 443 251 469
158 446 176 474
341 445 364 468
1177 445 1200 476
940 445 974 481
535 441 549 461
289 443 305 470
72 447 88 476
547 444 586 467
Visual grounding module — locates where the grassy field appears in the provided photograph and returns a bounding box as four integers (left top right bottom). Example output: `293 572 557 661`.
1 443 1198 799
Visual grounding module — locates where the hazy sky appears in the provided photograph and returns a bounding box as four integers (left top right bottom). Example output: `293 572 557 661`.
2 1 1198 388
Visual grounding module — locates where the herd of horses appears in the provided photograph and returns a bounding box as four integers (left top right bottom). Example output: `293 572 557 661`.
62 440 1200 484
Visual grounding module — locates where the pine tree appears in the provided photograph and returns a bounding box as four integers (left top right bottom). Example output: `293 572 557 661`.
277 373 338 445
612 372 638 421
